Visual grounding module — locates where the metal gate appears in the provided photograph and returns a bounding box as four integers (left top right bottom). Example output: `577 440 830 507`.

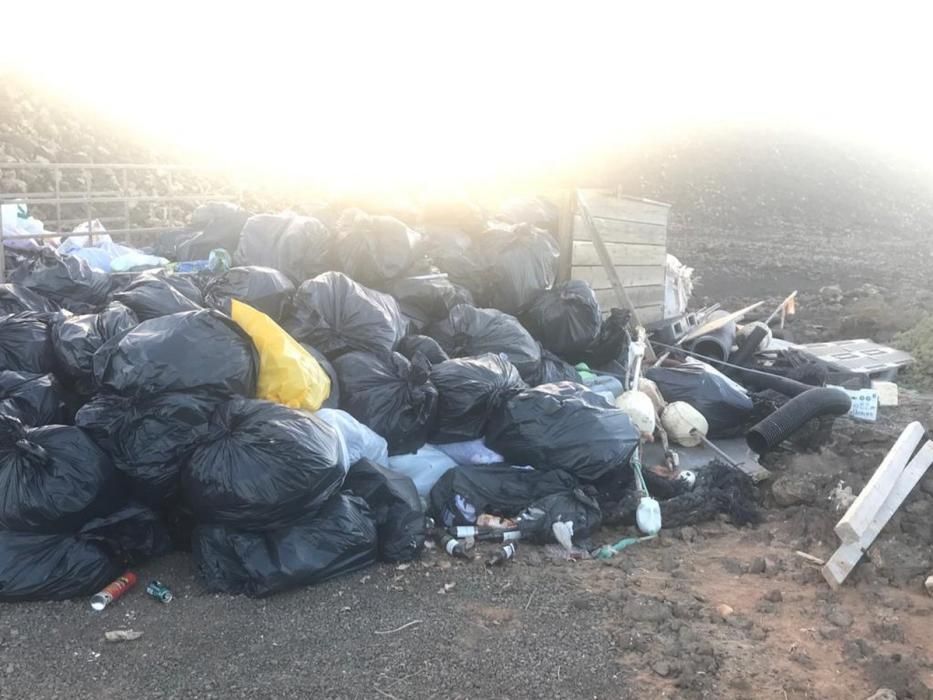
0 162 238 281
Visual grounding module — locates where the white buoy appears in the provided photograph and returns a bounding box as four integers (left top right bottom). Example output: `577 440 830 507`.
615 390 656 436
661 402 708 447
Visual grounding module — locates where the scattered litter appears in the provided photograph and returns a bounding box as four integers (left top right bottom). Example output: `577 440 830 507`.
438 582 456 595
104 629 143 643
795 551 826 567
374 619 422 635
145 580 173 604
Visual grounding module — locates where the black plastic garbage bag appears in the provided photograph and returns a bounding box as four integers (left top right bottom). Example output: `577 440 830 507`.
176 202 250 261
333 351 439 456
429 464 578 527
429 354 525 444
0 283 58 315
204 266 295 321
9 249 110 313
113 273 204 320
532 347 583 386
486 382 639 481
52 302 138 393
645 361 754 437
479 223 558 314
387 274 473 331
0 371 72 426
495 196 560 235
522 280 601 360
334 209 420 287
0 503 171 602
397 334 449 364
517 488 602 544
301 343 339 409
428 304 541 382
183 399 344 530
581 308 631 367
421 229 491 305
76 391 219 506
234 213 333 283
0 312 56 374
345 458 424 562
193 493 378 597
285 272 406 358
0 416 120 533
94 309 258 398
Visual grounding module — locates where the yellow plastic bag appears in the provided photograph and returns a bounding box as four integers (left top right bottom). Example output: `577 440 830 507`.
230 299 331 411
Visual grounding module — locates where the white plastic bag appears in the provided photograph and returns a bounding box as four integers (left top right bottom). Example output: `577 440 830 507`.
317 408 389 468
435 439 505 466
387 446 457 496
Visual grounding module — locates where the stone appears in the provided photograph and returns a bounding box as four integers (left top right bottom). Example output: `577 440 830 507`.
865 689 897 700
819 627 843 640
771 473 824 507
827 608 853 628
652 661 671 678
763 589 783 603
748 557 766 574
721 558 747 575
622 597 671 623
715 603 734 619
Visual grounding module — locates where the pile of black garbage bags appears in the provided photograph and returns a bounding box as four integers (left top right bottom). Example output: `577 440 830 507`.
0 202 646 601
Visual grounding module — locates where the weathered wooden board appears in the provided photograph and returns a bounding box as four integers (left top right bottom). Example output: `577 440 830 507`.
834 422 925 544
823 439 933 587
572 214 667 246
572 264 666 289
594 286 664 311
577 190 670 226
571 240 666 268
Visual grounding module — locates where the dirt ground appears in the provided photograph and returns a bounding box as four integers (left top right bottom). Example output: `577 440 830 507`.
3 132 933 699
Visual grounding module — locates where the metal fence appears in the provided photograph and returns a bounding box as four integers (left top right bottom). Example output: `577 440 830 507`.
0 162 238 281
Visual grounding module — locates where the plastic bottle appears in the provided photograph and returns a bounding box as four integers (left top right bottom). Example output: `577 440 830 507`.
90 572 138 611
486 543 517 566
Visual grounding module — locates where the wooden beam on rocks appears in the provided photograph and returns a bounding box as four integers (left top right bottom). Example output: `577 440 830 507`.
834 422 925 544
823 436 933 588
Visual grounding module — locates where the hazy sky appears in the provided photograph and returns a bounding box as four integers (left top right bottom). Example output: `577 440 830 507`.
4 1 932 188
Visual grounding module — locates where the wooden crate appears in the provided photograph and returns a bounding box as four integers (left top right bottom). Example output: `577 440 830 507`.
563 189 669 323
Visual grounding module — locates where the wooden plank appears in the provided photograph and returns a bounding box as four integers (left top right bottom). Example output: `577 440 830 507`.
573 214 667 246
578 189 670 226
572 264 666 289
635 303 664 324
594 286 664 311
571 240 666 268
576 190 638 319
834 422 926 544
823 439 933 587
557 191 575 283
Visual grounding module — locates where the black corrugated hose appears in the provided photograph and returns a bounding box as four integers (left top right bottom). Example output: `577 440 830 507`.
746 387 852 453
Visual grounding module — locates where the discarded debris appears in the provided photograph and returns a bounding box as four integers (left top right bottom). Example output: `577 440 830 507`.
104 630 143 643
374 619 422 635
